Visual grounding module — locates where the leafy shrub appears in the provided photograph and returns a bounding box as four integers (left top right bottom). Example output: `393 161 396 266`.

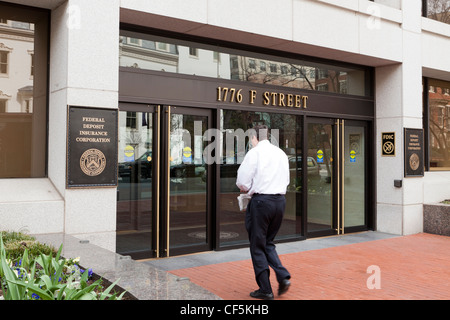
0 231 35 243
4 240 56 261
0 232 126 300
0 231 55 264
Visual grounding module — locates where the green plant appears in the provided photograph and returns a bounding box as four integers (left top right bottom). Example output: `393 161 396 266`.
0 235 126 300
4 240 56 261
0 231 56 266
0 231 35 243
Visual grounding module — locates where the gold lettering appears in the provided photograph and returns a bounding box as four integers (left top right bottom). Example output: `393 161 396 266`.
217 87 222 101
76 137 111 143
222 87 229 101
302 96 308 109
79 130 108 136
278 93 286 107
82 117 105 122
83 123 105 129
287 94 294 107
214 88 310 110
249 90 257 104
230 88 236 102
270 92 277 106
263 91 270 105
295 95 301 108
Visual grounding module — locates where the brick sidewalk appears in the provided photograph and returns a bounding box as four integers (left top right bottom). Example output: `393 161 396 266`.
170 233 450 300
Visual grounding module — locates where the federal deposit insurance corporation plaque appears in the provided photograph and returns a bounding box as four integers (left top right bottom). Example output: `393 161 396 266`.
67 106 118 188
404 128 424 177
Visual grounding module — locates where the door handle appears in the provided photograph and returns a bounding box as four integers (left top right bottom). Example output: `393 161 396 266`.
166 106 171 257
155 105 161 257
336 119 340 235
340 119 345 234
335 119 345 235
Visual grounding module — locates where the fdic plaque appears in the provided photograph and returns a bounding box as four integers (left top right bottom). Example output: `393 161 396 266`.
67 106 118 188
381 132 395 156
404 128 424 177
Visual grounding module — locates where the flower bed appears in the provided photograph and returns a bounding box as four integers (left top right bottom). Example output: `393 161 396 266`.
0 231 131 300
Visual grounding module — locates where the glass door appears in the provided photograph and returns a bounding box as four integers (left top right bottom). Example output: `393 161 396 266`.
306 118 335 235
306 118 368 237
116 104 156 259
163 106 211 257
342 120 368 232
116 104 211 259
218 110 304 248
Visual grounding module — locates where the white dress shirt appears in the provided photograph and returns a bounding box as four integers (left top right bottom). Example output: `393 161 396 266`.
236 140 290 195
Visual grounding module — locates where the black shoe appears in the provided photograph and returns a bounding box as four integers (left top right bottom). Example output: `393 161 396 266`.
250 290 274 300
278 279 291 296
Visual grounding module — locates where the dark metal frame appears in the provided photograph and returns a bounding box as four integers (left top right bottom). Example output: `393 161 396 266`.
422 77 431 171
161 106 213 257
0 1 50 178
117 103 156 260
117 103 213 258
304 117 336 238
117 24 376 255
422 77 450 172
303 118 371 238
119 68 375 254
343 119 372 234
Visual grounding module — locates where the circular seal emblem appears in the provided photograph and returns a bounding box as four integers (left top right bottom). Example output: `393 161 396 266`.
383 141 395 155
80 148 106 176
409 153 420 171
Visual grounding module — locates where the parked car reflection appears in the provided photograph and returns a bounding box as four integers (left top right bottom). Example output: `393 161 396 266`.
118 151 153 180
118 150 207 182
288 156 319 176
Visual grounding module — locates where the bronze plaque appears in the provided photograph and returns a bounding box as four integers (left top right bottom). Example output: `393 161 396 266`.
67 106 118 188
404 128 424 177
381 132 395 156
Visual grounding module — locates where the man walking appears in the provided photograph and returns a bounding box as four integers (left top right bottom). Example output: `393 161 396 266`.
236 124 291 300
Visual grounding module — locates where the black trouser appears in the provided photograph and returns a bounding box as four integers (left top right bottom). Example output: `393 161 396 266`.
245 193 291 294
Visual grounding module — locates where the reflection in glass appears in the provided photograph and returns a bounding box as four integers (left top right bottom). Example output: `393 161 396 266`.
428 79 450 169
307 123 333 232
169 114 208 249
116 111 153 257
119 31 368 97
0 13 47 178
344 125 365 227
219 110 303 247
425 0 450 24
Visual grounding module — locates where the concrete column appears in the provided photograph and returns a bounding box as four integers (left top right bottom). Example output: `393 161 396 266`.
375 0 423 235
48 0 120 250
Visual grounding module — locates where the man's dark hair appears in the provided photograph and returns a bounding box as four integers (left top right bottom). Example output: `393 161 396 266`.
252 124 269 141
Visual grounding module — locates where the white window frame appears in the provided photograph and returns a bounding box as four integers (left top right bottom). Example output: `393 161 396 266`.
0 48 11 77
